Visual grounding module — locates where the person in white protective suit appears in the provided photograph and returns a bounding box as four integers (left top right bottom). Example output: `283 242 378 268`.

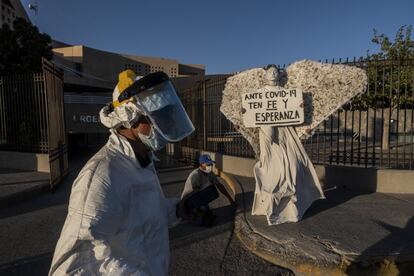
49 69 194 275
251 67 325 225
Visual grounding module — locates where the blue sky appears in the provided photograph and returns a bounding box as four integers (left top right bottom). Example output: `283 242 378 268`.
23 0 414 74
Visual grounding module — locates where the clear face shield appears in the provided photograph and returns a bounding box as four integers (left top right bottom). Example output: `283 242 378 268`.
114 72 194 142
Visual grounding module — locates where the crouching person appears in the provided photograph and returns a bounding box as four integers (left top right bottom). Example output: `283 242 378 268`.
181 154 235 227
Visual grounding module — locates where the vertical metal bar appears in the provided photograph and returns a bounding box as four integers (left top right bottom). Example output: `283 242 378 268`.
330 115 334 164
323 119 327 165
343 108 348 164
357 104 362 166
6 76 11 149
402 60 408 168
372 59 378 167
410 61 414 170
316 125 320 163
27 74 35 151
395 59 401 168
0 77 5 146
217 80 222 154
0 77 6 148
24 74 30 151
365 59 370 168
350 58 356 166
35 73 41 151
0 77 5 147
43 71 50 153
11 74 16 151
202 79 207 151
350 108 355 165
6 76 10 149
388 62 393 168
38 72 46 152
336 110 341 164
380 63 386 168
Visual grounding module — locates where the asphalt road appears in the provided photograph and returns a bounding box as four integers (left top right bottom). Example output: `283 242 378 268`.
0 150 291 276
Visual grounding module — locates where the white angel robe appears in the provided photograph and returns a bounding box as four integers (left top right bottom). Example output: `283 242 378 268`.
252 126 325 225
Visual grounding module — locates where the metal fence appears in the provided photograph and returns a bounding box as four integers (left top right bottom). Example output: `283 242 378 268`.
0 59 68 187
176 75 255 164
174 58 414 170
0 72 49 152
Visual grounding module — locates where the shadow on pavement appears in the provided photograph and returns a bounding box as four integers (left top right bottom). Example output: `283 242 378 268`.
0 252 52 276
170 204 235 249
0 149 97 220
302 188 370 221
345 216 414 275
0 174 74 220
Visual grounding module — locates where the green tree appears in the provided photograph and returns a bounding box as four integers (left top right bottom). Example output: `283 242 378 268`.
370 25 414 60
346 25 414 150
0 18 52 75
349 25 414 110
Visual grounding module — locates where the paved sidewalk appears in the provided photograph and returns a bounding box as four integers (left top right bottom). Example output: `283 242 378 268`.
0 148 103 209
230 175 414 275
0 169 50 208
156 155 292 275
0 150 193 209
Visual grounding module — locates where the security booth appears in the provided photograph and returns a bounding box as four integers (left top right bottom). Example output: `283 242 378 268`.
0 59 68 189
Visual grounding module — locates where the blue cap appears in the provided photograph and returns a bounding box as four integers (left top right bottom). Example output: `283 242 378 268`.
198 154 215 165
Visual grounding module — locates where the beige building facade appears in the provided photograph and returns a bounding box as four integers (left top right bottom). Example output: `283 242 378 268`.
53 45 205 90
53 45 205 147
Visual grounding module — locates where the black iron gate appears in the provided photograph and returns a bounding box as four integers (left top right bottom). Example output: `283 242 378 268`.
0 59 68 188
43 60 68 188
175 58 414 170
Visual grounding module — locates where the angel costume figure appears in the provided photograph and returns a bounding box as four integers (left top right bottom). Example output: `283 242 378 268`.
220 61 367 225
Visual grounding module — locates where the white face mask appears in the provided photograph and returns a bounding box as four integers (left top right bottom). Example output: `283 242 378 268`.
138 127 167 151
201 165 212 173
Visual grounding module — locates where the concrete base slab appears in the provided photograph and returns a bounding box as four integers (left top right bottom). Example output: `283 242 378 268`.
231 175 414 275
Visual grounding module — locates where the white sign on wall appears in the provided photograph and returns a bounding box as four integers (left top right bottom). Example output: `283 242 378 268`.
241 86 304 127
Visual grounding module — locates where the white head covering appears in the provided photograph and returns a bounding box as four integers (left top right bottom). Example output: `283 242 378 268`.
99 76 143 129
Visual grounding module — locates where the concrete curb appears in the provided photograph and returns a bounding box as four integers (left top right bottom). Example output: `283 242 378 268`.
0 181 50 209
0 169 73 209
185 148 414 194
216 171 414 276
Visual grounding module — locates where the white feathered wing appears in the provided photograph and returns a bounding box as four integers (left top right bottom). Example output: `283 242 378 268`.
220 60 368 157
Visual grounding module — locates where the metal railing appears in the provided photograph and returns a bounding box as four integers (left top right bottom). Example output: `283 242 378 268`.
0 60 68 187
174 58 414 170
0 72 49 153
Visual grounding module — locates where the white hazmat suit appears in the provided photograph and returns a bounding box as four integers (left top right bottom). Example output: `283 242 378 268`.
49 71 181 275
